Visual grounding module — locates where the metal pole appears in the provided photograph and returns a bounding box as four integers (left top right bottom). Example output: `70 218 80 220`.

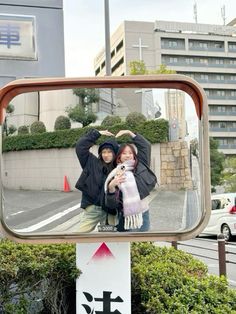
217 233 227 277
104 0 111 76
171 241 178 249
104 0 114 114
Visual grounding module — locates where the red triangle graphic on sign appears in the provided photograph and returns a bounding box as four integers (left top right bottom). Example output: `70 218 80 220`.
91 242 115 260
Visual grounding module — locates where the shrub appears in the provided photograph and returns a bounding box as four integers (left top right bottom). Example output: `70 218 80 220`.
30 121 46 134
1 240 236 313
101 115 122 127
7 125 17 135
0 239 80 314
2 119 169 152
131 242 236 313
18 125 29 135
54 115 71 131
125 112 146 128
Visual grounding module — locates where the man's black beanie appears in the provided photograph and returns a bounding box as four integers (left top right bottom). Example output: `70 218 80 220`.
98 139 119 155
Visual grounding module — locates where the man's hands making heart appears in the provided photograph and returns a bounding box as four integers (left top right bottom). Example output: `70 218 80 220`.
99 130 135 138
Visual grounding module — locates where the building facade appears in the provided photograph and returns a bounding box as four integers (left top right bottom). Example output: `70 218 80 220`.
94 20 236 155
0 0 65 129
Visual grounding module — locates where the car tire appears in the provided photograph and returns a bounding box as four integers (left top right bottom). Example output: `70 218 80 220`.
221 224 232 241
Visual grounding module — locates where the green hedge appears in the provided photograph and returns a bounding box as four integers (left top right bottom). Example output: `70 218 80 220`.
2 119 169 152
1 240 236 313
0 239 79 313
131 242 236 313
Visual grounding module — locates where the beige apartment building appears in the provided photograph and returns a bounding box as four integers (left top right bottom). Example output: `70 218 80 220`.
94 20 236 155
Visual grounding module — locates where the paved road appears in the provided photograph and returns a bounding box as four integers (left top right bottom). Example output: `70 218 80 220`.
2 187 201 234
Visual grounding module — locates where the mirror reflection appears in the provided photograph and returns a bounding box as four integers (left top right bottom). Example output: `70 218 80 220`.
2 87 201 235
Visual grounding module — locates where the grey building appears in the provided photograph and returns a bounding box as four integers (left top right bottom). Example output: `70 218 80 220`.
94 20 236 155
0 0 65 88
0 0 65 130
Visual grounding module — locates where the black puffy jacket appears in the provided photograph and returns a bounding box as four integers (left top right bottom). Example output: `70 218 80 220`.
75 129 117 209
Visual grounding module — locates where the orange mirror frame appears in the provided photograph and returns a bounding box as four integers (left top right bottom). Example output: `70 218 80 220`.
0 74 211 243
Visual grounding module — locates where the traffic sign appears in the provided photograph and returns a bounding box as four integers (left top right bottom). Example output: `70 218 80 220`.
76 242 131 314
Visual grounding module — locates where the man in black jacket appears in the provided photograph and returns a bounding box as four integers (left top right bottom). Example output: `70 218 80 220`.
75 128 119 232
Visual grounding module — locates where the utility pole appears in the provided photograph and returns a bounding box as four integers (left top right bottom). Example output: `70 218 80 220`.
104 0 111 76
104 0 114 114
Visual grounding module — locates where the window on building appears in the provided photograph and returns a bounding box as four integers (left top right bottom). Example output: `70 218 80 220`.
199 58 208 64
116 40 123 53
228 42 236 50
200 74 208 80
215 59 224 65
216 75 225 80
168 41 178 48
230 91 236 97
218 106 226 112
111 49 115 58
216 90 225 97
186 58 194 64
199 42 208 49
214 42 223 49
111 57 124 73
218 138 227 145
219 122 227 128
95 67 100 76
101 61 105 69
170 57 178 63
229 59 236 65
189 40 210 49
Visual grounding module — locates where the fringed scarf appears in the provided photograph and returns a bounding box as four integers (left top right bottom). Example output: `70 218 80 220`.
104 160 146 230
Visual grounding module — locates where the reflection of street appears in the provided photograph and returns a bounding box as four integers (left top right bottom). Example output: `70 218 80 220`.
150 190 186 231
3 189 83 232
3 186 202 234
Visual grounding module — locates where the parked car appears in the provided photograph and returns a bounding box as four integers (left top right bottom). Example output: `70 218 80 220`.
201 193 236 241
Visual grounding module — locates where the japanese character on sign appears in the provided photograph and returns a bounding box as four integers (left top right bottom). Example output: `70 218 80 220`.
82 291 124 314
0 24 21 48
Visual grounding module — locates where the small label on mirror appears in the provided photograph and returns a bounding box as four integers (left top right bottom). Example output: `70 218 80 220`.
97 225 118 232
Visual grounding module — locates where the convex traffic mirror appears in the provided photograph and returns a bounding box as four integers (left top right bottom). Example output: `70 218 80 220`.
0 75 211 243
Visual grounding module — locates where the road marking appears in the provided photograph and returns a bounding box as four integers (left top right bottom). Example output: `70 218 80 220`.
212 243 236 249
14 203 81 233
207 264 218 268
10 210 24 216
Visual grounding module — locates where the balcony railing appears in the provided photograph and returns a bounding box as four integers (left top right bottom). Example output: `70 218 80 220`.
164 61 236 68
161 44 185 50
189 47 224 52
218 144 236 149
210 127 236 132
207 95 236 100
209 111 236 116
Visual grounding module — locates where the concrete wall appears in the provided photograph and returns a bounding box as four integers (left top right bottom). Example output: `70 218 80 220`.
2 144 161 191
2 141 192 191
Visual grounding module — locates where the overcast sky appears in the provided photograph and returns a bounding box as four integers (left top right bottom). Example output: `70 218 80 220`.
63 0 236 77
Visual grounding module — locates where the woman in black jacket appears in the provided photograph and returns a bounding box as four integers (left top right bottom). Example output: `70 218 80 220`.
75 128 119 232
104 130 157 232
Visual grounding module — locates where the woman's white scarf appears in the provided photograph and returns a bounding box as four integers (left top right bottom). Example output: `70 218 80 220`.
104 160 146 230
